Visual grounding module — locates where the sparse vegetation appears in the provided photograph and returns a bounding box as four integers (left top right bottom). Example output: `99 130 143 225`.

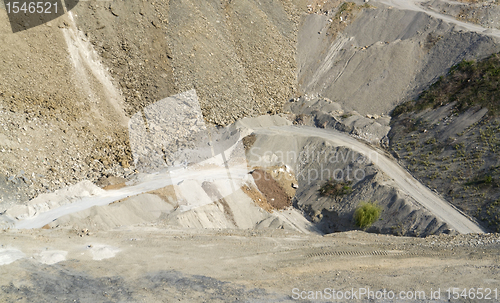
392 53 500 118
319 179 353 197
425 137 437 145
465 174 495 187
336 2 357 16
389 53 500 232
327 2 372 40
354 201 382 229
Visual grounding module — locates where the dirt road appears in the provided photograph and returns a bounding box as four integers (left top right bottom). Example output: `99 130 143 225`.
13 166 249 229
0 227 498 302
254 125 486 234
376 0 500 39
11 123 485 234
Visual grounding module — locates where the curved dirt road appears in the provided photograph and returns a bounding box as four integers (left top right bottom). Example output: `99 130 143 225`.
254 125 486 234
375 0 500 39
11 124 485 234
13 166 249 229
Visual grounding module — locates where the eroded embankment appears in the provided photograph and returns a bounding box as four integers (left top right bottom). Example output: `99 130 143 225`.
246 131 453 236
298 1 500 115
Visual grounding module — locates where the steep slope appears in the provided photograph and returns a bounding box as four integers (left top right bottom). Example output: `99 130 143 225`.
243 122 484 235
389 54 500 232
72 0 305 125
0 0 306 207
0 9 132 207
298 0 500 116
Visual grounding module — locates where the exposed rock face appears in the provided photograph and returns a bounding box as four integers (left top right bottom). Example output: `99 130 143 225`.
284 94 391 145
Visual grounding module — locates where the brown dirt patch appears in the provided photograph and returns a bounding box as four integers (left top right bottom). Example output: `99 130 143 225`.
250 169 292 210
242 134 257 151
241 184 273 213
148 186 178 206
267 165 298 199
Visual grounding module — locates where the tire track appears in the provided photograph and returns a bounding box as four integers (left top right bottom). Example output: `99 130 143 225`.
305 250 453 258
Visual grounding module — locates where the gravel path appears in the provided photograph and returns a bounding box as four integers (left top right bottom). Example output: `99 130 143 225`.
254 125 486 234
377 0 500 39
12 122 485 234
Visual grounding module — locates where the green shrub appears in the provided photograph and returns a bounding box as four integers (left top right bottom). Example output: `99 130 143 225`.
354 201 382 228
319 180 353 197
425 137 437 145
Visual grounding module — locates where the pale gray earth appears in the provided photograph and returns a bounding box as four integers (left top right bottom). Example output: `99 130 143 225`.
0 0 500 301
298 0 500 116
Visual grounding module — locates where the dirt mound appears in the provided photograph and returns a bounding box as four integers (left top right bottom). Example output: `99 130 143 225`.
46 193 174 231
250 169 292 210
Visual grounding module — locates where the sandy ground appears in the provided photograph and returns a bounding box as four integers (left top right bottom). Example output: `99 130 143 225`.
0 227 499 302
2 1 500 301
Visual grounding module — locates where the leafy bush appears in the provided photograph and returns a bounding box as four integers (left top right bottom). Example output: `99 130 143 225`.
354 201 382 228
465 175 494 186
336 2 357 16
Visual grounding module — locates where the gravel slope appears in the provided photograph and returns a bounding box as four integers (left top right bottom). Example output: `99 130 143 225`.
298 0 500 116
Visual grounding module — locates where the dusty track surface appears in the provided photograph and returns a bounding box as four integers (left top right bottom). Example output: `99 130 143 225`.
379 0 500 38
0 228 499 302
11 166 248 229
